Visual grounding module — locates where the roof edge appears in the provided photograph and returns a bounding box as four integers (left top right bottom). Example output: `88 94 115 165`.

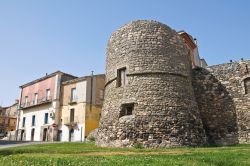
62 74 105 85
20 71 77 88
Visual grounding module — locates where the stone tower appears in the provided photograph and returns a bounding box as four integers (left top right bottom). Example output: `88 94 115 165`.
96 20 206 147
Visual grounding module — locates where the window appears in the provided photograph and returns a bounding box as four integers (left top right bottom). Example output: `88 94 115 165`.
46 89 50 100
22 117 26 127
24 96 28 106
100 90 104 100
117 68 128 87
32 115 36 126
119 103 134 117
244 78 250 94
44 113 48 124
71 88 77 102
34 93 38 105
70 109 75 122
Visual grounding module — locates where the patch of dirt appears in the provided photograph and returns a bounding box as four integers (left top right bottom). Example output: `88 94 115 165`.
76 150 191 156
17 150 192 157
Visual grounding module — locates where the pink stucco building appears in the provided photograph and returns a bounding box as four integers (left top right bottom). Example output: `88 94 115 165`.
17 71 76 141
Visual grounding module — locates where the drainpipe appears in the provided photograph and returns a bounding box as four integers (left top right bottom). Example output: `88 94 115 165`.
16 87 23 141
47 126 49 141
90 71 94 111
80 126 82 142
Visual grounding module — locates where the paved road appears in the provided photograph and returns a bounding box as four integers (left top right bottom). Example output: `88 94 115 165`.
0 140 54 149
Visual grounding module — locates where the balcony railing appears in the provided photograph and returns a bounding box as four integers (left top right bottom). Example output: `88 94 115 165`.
20 96 52 109
63 117 79 126
68 96 77 105
7 123 16 128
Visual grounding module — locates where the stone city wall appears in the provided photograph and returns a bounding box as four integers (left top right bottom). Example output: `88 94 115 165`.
193 60 250 144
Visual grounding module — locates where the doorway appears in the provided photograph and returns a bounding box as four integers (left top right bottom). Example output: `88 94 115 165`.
57 130 62 141
20 130 25 141
31 128 35 141
43 128 48 141
69 129 74 142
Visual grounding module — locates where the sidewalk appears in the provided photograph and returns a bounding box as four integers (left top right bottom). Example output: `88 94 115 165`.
0 140 58 149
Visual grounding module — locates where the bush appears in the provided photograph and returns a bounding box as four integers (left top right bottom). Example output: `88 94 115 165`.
133 143 144 149
88 136 95 142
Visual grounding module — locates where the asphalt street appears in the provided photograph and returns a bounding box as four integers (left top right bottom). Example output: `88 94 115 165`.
0 140 54 149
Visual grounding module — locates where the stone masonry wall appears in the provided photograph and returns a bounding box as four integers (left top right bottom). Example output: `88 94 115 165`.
96 20 206 148
193 60 250 144
96 19 248 148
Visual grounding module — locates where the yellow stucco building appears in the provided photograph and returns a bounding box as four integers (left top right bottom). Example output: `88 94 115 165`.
59 74 105 142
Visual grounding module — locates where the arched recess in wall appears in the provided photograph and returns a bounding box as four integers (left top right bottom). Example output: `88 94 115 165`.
244 77 250 94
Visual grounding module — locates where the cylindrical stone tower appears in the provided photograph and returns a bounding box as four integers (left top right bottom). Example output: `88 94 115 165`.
96 20 205 147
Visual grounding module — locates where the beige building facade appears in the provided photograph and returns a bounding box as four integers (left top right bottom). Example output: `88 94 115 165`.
0 101 18 138
60 74 105 142
5 101 18 132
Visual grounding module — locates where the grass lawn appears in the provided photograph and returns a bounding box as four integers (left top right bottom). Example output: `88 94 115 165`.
0 143 249 166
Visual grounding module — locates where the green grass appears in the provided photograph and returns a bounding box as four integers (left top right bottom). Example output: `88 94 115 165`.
0 143 249 166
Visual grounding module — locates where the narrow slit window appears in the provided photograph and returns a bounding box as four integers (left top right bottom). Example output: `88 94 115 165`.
117 68 128 87
244 78 250 94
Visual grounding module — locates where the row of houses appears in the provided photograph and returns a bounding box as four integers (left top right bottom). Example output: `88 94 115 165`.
16 72 105 142
1 30 207 142
0 102 18 138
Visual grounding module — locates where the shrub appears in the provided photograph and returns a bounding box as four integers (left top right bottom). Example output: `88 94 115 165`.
133 143 144 149
88 136 95 142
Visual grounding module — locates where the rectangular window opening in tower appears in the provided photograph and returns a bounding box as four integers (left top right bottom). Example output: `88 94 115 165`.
119 103 134 118
244 77 250 94
117 67 128 87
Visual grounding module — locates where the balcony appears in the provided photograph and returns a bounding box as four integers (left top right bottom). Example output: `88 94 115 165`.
63 117 79 127
6 123 16 128
68 96 77 105
20 96 52 109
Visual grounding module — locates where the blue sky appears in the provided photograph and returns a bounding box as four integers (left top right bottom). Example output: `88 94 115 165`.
0 0 250 106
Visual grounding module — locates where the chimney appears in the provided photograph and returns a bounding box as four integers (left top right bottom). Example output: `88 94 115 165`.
194 38 198 45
